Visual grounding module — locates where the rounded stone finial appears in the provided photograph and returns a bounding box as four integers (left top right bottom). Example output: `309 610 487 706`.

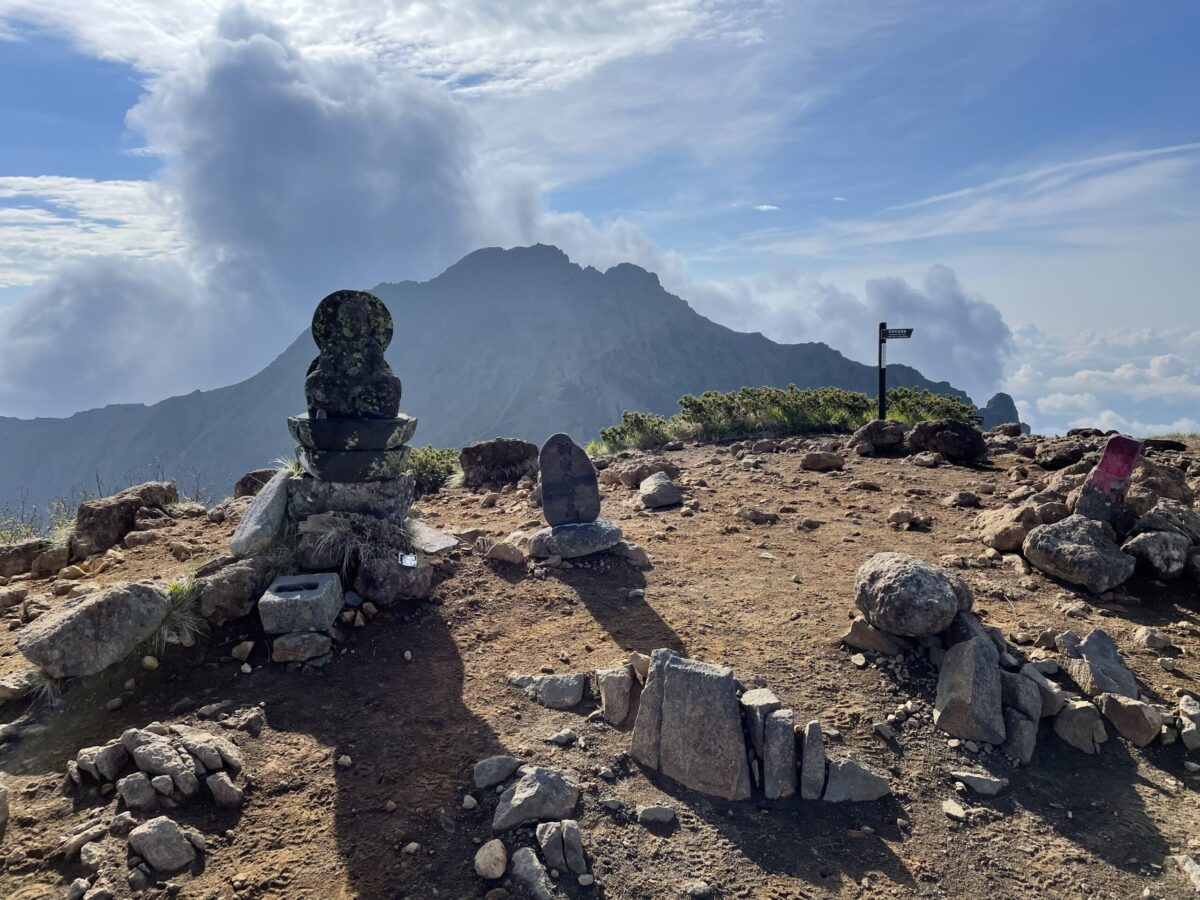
311 290 394 352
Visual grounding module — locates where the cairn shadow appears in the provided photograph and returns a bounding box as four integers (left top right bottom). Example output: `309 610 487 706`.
264 605 511 899
550 559 686 657
639 767 917 894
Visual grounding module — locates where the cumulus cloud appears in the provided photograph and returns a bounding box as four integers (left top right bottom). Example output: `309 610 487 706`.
0 7 496 416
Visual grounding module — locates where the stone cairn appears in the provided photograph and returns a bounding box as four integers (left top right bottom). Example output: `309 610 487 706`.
530 433 623 559
230 290 436 668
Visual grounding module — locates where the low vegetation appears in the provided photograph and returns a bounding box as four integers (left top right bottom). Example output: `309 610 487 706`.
406 445 459 496
594 385 976 452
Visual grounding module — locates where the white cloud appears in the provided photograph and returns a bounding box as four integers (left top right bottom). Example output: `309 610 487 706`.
754 204 780 211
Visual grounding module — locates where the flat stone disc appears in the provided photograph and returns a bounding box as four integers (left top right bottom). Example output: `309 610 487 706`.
288 414 417 451
296 445 411 483
539 433 600 527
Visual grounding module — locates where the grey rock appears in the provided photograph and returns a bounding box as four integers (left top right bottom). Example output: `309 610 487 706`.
1174 855 1200 894
1122 530 1191 579
596 665 634 725
17 583 169 679
536 821 568 872
740 687 781 758
271 632 332 663
353 555 434 605
510 672 587 709
907 419 987 463
120 730 190 781
1000 671 1043 721
854 552 965 638
800 719 827 800
510 846 555 900
1022 515 1135 594
1018 664 1067 717
529 519 623 559
474 838 507 879
492 766 579 831
117 772 159 813
1063 629 1138 699
560 819 586 875
460 438 539 489
632 650 752 801
1130 498 1200 544
286 474 415 524
950 770 1008 795
406 519 459 555
230 469 289 558
70 481 177 558
539 433 601 526
77 742 128 783
473 755 523 789
822 758 891 802
0 784 8 833
0 537 49 577
639 472 683 509
128 815 196 872
763 708 798 800
1054 699 1107 754
198 556 273 625
934 637 1005 744
800 451 844 472
1096 693 1162 747
171 724 243 773
1002 708 1038 764
841 616 911 656
206 771 243 807
847 419 907 453
258 572 343 634
636 804 676 825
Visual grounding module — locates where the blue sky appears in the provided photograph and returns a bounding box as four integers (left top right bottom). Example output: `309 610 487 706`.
0 0 1197 434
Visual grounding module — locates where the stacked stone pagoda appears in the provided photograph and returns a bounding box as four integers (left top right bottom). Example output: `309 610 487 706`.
289 289 417 483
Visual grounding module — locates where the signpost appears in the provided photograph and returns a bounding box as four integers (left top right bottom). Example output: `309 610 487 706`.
877 322 914 420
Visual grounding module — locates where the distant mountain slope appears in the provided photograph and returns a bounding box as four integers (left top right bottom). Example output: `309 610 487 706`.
0 244 970 510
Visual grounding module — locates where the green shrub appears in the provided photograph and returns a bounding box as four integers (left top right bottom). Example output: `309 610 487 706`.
407 446 459 496
594 385 975 451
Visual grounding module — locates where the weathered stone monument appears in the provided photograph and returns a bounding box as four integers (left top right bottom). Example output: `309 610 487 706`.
1074 434 1142 524
228 290 435 666
530 433 622 558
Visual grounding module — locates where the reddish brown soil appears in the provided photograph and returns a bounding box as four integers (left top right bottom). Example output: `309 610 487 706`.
3 441 1200 899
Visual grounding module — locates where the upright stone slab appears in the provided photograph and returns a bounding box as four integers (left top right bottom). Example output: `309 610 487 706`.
639 652 753 801
230 469 289 558
1074 435 1142 524
762 708 797 800
740 688 781 759
539 433 601 527
800 720 827 800
933 636 1005 744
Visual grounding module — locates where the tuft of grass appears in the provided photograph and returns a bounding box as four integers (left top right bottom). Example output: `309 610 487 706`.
305 514 412 577
142 576 208 658
275 455 305 477
26 670 63 709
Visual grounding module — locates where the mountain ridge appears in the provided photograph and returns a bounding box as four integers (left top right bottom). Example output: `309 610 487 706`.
0 244 980 510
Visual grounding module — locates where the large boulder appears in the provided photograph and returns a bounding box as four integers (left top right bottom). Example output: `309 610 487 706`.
1122 530 1191 579
1127 458 1194 517
974 505 1041 552
198 556 273 625
631 649 752 801
1054 700 1107 754
847 419 907 454
854 552 970 638
933 636 1005 744
639 472 683 509
1097 693 1162 747
17 583 169 678
611 459 680 489
1022 515 1135 594
71 481 178 559
233 467 279 498
1130 499 1200 544
460 438 539 489
907 420 987 464
0 538 50 577
127 816 196 872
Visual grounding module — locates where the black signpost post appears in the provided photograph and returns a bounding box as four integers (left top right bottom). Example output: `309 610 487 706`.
877 322 914 420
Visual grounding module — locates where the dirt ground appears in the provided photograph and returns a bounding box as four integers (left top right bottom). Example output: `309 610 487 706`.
3 438 1200 900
